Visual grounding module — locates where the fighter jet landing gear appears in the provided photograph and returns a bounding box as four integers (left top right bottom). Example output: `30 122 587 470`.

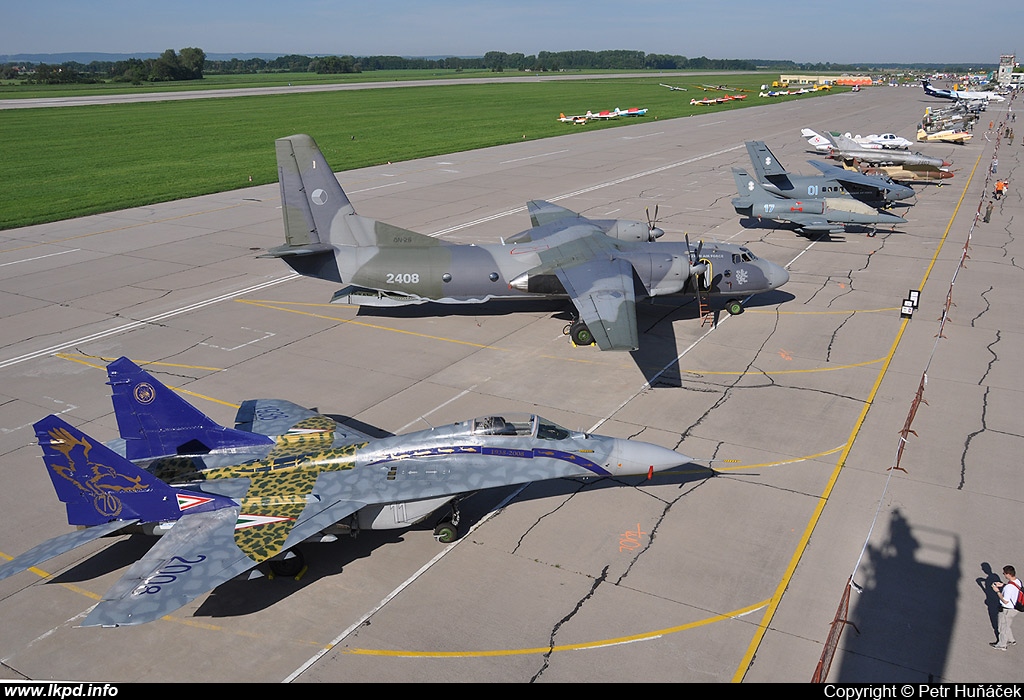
268 548 306 578
564 319 595 346
433 501 463 544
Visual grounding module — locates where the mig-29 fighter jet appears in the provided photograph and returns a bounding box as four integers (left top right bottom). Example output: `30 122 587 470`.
264 134 789 352
0 357 689 626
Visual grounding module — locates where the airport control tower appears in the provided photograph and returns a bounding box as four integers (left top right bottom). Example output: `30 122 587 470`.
997 54 1016 86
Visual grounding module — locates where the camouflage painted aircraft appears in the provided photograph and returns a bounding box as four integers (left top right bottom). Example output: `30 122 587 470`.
731 168 907 235
0 357 689 626
744 140 915 206
858 163 954 184
264 134 790 352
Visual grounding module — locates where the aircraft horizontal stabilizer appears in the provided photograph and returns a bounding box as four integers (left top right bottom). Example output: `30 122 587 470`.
0 520 136 582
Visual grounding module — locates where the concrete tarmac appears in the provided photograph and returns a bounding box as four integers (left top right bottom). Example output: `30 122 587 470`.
0 84 1020 683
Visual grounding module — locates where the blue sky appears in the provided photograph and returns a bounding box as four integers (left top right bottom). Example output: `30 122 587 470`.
3 1 1018 65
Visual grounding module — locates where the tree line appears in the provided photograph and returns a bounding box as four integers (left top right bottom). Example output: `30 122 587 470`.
0 47 997 84
4 48 206 84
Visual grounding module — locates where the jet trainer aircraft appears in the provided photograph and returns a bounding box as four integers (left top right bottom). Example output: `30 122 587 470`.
743 141 915 206
0 357 689 626
731 169 907 235
264 134 790 352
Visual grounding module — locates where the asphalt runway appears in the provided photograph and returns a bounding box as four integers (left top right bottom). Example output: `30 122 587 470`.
0 84 1020 683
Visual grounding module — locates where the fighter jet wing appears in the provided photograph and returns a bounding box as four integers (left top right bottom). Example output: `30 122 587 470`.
0 519 137 582
806 161 905 195
554 257 639 351
83 491 367 626
778 212 838 232
235 398 376 443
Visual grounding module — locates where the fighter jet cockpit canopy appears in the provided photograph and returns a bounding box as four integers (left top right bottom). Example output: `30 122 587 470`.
471 413 573 440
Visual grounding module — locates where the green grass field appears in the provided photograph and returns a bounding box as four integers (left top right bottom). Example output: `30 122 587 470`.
0 73 837 230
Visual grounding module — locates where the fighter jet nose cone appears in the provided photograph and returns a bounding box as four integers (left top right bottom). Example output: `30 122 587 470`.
614 440 690 475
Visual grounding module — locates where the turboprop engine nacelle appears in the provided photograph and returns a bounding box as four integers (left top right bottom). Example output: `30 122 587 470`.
641 254 703 296
604 219 664 242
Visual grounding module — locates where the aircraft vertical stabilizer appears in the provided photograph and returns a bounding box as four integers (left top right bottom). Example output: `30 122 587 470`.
275 134 356 248
107 357 273 461
746 141 790 178
34 415 233 527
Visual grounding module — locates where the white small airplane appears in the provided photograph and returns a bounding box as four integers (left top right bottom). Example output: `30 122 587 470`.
557 110 617 124
864 133 913 150
801 129 911 152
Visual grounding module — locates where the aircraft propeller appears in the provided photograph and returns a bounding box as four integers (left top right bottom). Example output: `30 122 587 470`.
645 205 665 241
684 234 708 278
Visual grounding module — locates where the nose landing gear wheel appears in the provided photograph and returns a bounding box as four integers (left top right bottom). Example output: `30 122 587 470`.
725 299 744 316
433 522 458 544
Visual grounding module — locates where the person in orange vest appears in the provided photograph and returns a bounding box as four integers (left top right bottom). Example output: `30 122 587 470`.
994 180 1007 200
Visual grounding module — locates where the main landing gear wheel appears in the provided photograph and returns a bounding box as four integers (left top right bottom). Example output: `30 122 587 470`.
566 320 594 346
725 299 744 316
269 549 305 578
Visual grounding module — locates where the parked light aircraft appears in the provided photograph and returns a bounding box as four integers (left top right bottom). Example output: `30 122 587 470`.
558 110 615 123
558 112 588 124
743 141 915 206
558 108 645 123
731 169 907 235
690 95 746 106
811 134 909 151
802 130 950 169
695 84 750 93
0 357 689 626
659 83 687 91
922 80 1005 102
917 128 972 145
802 129 913 152
264 134 790 351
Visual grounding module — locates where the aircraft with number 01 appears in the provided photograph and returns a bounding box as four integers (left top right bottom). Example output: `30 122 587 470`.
743 140 915 207
263 134 790 352
0 357 690 626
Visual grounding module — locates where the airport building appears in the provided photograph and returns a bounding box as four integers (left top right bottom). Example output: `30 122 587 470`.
779 74 873 87
997 54 1021 87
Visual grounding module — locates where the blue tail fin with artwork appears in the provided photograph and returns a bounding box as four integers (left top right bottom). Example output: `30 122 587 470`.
106 357 273 461
35 415 200 527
